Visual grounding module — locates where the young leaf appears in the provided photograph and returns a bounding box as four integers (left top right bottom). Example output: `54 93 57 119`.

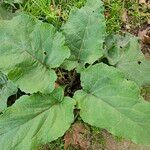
105 34 150 87
62 0 106 71
0 14 70 93
0 72 17 112
74 63 150 145
0 88 75 150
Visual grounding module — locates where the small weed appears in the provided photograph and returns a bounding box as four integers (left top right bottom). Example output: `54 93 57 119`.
2 0 148 32
124 0 149 29
104 0 123 33
23 0 86 28
90 126 106 149
113 135 124 143
104 0 149 33
40 138 64 150
23 0 52 19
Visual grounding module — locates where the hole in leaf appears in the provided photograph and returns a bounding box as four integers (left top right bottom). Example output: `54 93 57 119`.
138 61 141 65
85 63 90 68
7 89 28 107
101 57 110 65
44 51 47 55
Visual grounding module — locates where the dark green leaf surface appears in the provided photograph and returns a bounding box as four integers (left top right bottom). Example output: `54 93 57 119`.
105 34 150 86
0 6 14 20
74 63 150 145
0 88 75 150
0 14 70 93
62 0 106 70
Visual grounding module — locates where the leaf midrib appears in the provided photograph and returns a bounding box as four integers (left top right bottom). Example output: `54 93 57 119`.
77 12 91 62
18 33 50 70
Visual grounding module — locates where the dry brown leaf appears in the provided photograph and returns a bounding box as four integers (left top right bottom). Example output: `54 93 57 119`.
50 5 55 11
121 9 128 23
144 36 150 44
104 11 110 18
148 19 150 25
64 123 90 150
138 28 150 44
125 24 131 30
57 9 61 17
139 0 146 4
145 53 150 59
57 5 62 17
54 82 60 88
64 131 72 149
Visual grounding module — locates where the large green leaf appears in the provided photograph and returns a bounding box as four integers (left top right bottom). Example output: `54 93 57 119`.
0 14 70 93
62 0 106 71
74 63 150 145
105 34 150 86
0 72 17 112
0 88 75 150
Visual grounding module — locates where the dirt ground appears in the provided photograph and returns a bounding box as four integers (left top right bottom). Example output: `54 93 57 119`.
102 131 150 150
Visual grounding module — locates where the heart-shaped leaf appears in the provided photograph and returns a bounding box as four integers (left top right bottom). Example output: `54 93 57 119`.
0 14 70 93
0 88 75 150
74 63 150 145
62 0 106 71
